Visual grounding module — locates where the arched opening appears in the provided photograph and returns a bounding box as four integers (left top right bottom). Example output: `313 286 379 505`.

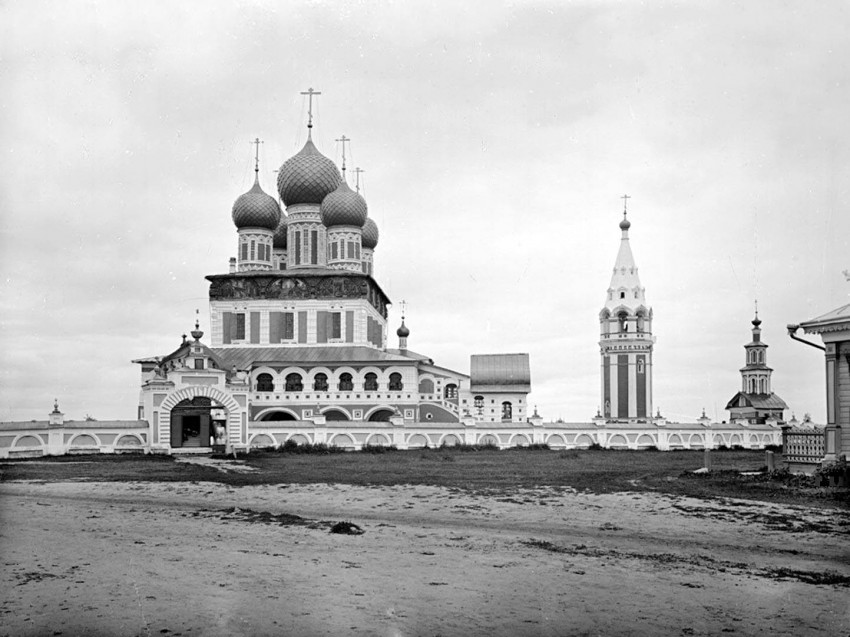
444 383 458 399
285 373 303 392
418 378 435 394
501 401 513 421
618 311 628 333
368 409 394 422
256 373 274 392
364 372 378 391
324 409 350 422
389 372 403 391
170 396 227 449
313 373 328 391
338 372 354 391
260 410 297 421
474 395 484 415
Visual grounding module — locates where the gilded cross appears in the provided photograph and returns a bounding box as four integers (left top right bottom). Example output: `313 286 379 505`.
300 87 321 128
621 194 631 212
354 167 365 193
400 299 407 320
336 135 350 172
251 137 263 173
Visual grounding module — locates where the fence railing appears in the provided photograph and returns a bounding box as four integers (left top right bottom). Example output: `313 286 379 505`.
782 428 825 464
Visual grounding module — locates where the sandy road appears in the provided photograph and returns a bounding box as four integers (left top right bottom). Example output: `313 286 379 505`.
1 480 848 636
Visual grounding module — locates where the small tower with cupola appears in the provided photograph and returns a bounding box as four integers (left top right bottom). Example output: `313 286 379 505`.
322 135 368 271
232 138 281 272
277 89 340 269
599 199 654 422
725 308 787 423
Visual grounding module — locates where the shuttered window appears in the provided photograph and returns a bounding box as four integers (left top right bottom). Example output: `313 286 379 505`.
331 312 341 339
294 231 301 264
311 230 318 265
235 313 245 340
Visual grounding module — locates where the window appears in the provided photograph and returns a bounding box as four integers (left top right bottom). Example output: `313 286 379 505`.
285 373 303 392
618 311 628 333
637 359 645 374
311 230 318 265
313 373 328 391
240 242 248 261
331 312 342 340
474 395 484 411
235 313 246 340
620 291 625 299
256 373 274 392
194 359 204 370
444 384 458 399
389 372 403 391
339 373 354 391
347 241 355 259
331 242 338 260
294 231 301 264
501 402 512 421
355 243 360 260
364 373 378 391
250 240 255 261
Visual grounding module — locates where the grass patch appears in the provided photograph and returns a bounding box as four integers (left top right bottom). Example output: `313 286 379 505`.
1 449 845 509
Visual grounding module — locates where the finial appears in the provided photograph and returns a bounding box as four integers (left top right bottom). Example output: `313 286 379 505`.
354 167 365 193
191 309 204 341
701 407 706 418
752 300 762 327
621 193 630 212
300 87 321 132
53 398 60 413
336 134 350 176
251 137 263 176
400 299 407 321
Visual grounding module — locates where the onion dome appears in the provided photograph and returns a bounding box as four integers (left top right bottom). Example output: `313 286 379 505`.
231 177 281 230
320 179 368 228
397 320 410 338
277 138 341 206
752 313 762 327
272 214 288 249
619 212 631 231
362 217 379 249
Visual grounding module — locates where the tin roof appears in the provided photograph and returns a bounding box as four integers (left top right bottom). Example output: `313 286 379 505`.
800 303 850 334
470 353 531 392
211 345 417 370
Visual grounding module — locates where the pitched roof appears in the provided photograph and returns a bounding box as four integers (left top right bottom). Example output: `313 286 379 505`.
800 303 850 334
470 353 531 392
210 345 417 370
725 392 788 410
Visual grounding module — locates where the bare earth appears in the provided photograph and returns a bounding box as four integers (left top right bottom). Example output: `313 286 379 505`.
1 473 848 636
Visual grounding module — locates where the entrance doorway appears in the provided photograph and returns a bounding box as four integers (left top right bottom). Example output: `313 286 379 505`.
170 397 227 449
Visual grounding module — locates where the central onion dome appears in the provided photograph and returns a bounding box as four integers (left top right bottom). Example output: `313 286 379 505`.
619 212 631 231
277 138 341 206
232 177 281 230
320 179 368 227
362 218 379 249
272 214 288 249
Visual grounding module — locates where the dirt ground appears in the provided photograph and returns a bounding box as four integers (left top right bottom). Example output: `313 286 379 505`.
1 473 848 636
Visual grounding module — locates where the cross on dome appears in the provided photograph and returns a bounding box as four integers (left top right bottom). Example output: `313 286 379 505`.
300 87 321 132
252 137 264 174
336 134 351 175
354 167 365 193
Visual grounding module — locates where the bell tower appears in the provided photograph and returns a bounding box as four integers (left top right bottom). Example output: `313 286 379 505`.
599 198 654 421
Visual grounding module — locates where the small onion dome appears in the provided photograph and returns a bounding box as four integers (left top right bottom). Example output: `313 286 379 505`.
232 177 281 230
320 179 368 228
619 212 631 231
362 217 379 249
277 138 341 206
752 314 762 327
397 320 410 338
272 214 288 249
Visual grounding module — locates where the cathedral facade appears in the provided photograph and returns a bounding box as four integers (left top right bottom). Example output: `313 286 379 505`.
131 107 532 452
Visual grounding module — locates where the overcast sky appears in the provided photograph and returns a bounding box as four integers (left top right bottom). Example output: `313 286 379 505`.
1 1 848 424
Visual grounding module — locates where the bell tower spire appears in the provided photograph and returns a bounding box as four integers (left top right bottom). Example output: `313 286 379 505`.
599 198 654 422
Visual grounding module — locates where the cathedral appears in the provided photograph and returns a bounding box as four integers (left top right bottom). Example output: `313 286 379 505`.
131 97 531 451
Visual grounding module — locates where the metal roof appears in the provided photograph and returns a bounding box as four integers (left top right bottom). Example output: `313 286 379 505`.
801 302 850 334
470 353 531 392
211 345 418 370
724 392 788 410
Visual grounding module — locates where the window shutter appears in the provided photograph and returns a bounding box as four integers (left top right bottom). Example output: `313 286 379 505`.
269 312 281 343
298 311 307 343
316 311 328 343
250 312 260 344
345 311 354 343
223 312 233 344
